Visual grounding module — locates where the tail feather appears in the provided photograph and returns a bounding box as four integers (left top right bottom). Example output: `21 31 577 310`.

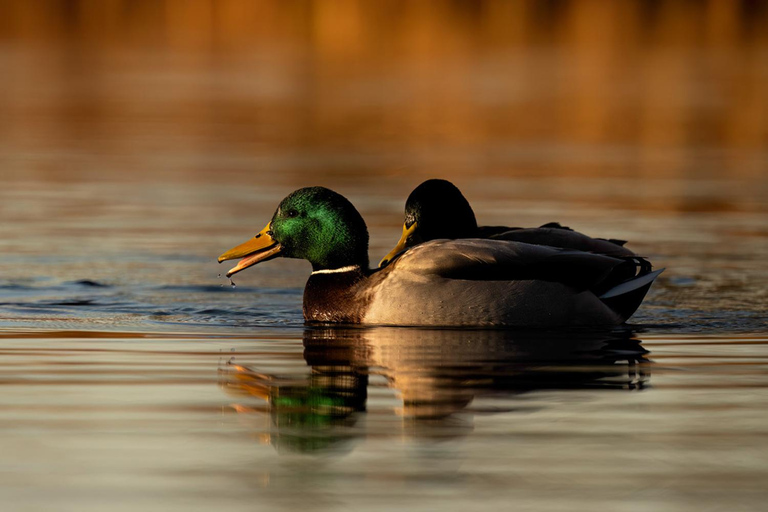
600 268 664 321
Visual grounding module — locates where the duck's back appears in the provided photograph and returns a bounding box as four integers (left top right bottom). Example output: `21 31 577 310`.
482 223 635 258
362 239 625 327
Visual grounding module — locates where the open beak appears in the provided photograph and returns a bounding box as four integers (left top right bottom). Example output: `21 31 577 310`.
218 223 283 277
379 222 417 268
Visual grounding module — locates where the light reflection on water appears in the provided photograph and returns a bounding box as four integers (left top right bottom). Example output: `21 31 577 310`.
2 328 767 511
222 328 650 453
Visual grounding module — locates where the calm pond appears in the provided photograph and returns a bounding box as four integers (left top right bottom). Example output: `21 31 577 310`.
1 2 767 511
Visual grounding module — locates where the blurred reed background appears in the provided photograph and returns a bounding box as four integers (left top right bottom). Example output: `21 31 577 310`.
2 0 766 185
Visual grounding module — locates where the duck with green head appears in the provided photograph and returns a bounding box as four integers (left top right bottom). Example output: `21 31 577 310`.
219 186 660 326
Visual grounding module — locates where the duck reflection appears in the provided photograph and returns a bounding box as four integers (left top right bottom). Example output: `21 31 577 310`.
219 327 649 454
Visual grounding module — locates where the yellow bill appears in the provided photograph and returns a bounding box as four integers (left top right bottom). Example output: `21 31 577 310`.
218 223 283 277
379 221 417 268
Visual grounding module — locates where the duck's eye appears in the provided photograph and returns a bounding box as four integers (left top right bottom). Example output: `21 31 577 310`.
286 209 299 218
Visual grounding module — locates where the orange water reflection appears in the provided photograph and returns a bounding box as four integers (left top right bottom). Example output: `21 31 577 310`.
1 0 766 191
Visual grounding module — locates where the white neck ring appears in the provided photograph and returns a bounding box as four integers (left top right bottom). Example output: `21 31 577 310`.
311 265 360 276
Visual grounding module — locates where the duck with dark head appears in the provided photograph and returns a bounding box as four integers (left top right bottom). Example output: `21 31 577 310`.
379 178 640 268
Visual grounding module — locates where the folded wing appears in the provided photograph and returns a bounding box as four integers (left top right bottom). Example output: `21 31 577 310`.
393 239 630 291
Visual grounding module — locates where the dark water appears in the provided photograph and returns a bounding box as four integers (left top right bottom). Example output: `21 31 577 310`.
2 1 768 511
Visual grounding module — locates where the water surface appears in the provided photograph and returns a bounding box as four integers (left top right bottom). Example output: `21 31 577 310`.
1 2 768 511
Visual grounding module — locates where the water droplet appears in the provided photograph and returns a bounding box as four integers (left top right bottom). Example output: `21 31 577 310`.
218 273 221 278
220 284 224 288
229 278 236 289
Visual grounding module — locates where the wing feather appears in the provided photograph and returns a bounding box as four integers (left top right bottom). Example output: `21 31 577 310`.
486 227 635 257
392 239 625 291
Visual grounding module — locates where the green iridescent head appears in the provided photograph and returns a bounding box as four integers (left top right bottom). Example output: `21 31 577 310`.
219 187 370 275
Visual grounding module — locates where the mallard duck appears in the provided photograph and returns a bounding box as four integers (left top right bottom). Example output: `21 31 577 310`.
218 186 661 327
380 179 637 267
